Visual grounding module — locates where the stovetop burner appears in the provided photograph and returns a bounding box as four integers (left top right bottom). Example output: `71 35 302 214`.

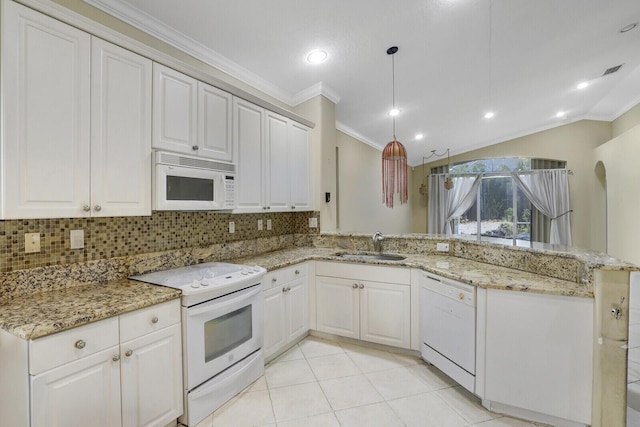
130 262 266 306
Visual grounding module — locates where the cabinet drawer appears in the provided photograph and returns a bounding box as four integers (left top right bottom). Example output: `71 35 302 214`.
119 299 181 342
29 317 119 375
316 261 410 284
264 263 307 289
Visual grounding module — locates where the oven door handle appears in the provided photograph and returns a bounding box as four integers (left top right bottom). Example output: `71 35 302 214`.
187 284 261 317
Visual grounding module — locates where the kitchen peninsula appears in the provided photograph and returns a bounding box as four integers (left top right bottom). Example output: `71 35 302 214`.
0 232 636 426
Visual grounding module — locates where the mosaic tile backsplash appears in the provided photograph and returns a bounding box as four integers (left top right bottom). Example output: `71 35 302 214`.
0 211 319 272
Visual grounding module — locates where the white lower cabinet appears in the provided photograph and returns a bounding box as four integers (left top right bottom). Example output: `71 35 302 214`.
315 262 411 349
263 263 309 360
3 300 182 427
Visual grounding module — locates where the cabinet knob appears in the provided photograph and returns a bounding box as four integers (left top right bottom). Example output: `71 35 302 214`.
112 354 120 362
74 340 86 349
291 206 296 210
125 350 133 357
359 284 364 289
295 270 300 275
82 205 91 212
353 283 358 289
151 316 159 324
93 205 102 212
272 277 277 283
192 145 199 151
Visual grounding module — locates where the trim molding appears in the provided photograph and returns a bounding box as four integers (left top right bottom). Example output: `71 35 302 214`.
336 121 382 152
292 82 342 106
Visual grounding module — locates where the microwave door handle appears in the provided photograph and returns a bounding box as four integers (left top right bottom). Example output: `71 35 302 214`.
187 284 262 317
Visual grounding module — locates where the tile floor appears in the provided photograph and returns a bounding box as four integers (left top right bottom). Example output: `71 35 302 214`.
194 337 546 427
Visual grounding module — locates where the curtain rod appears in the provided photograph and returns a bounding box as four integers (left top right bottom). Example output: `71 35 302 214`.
429 168 573 177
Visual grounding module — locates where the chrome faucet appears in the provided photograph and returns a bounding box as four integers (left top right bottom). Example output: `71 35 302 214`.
372 231 384 252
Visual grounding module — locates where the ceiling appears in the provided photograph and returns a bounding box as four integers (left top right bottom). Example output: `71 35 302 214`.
85 0 640 166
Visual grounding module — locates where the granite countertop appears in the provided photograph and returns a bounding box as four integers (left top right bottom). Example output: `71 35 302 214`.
0 279 180 340
229 247 592 298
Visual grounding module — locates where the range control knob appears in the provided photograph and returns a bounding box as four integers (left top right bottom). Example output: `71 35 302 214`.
191 280 201 289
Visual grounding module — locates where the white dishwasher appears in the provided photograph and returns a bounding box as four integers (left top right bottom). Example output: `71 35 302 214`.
420 273 476 393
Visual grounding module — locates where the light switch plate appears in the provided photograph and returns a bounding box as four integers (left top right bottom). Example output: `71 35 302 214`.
267 219 272 230
229 221 235 233
436 242 450 252
309 217 318 228
70 229 84 249
258 219 263 231
25 233 40 253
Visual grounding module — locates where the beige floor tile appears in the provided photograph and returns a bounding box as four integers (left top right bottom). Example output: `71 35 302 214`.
366 366 431 400
211 390 275 427
388 392 468 427
298 336 345 358
269 382 333 422
319 374 384 411
335 401 405 427
242 375 267 393
437 386 497 424
346 347 408 373
276 412 341 427
391 351 423 366
273 344 305 363
406 362 457 391
307 353 362 380
265 358 315 388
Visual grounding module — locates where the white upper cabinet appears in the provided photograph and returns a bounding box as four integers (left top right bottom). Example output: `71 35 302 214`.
265 111 291 210
233 98 265 212
198 82 233 161
1 1 152 219
153 63 233 161
289 121 311 210
152 63 198 155
1 0 91 219
91 37 152 217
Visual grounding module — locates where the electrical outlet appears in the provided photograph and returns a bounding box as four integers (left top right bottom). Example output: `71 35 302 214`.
229 221 235 234
25 233 41 253
258 219 263 231
436 242 450 252
266 219 272 230
70 229 84 249
309 217 318 228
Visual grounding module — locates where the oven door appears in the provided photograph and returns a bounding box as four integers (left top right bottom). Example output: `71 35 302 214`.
183 284 263 389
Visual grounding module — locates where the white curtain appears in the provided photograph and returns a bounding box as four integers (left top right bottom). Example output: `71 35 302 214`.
511 170 572 246
428 174 482 235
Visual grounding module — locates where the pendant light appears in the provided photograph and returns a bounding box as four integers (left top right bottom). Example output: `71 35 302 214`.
382 46 408 208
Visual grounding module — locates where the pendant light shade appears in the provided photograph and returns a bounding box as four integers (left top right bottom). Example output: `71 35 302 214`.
382 46 408 208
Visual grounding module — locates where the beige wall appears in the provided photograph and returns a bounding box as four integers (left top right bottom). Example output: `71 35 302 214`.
595 116 640 265
413 120 612 250
336 131 413 234
612 103 640 138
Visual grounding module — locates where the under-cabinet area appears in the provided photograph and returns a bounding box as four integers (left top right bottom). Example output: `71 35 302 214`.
0 300 183 427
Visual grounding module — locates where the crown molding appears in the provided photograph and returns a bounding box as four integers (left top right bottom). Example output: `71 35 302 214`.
292 82 342 106
336 121 382 151
83 0 295 105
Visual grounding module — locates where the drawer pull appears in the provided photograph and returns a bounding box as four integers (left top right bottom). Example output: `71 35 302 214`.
151 316 159 324
359 284 364 289
74 340 86 349
125 350 133 357
112 354 120 362
352 283 358 288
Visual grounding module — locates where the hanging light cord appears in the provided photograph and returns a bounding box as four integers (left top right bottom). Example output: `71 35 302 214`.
391 52 396 139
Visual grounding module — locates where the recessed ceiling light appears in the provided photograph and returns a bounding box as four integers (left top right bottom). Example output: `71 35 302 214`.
484 112 495 119
389 108 400 116
620 23 638 33
556 111 567 118
576 81 589 90
415 134 424 140
306 50 327 64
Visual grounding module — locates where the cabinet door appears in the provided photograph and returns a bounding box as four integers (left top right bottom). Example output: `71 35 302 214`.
289 122 312 211
31 346 122 427
198 83 233 161
263 285 287 359
2 1 91 219
286 277 309 342
360 281 411 349
316 276 359 339
233 98 265 212
152 63 197 154
91 38 152 217
120 324 183 427
265 112 290 211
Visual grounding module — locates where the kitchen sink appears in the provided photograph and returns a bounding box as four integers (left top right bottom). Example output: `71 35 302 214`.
336 253 406 261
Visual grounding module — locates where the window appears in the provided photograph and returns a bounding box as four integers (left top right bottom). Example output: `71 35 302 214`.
431 158 565 245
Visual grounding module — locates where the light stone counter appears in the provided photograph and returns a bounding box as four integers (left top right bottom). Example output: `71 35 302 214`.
0 279 180 340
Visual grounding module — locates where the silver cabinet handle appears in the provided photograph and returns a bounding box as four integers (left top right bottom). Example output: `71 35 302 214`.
112 354 120 362
75 340 86 349
125 350 133 357
151 316 159 324
352 283 358 288
93 205 102 212
359 284 364 289
192 145 199 151
82 205 91 212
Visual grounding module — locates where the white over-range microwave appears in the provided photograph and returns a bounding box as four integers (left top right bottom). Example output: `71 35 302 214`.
153 151 236 211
